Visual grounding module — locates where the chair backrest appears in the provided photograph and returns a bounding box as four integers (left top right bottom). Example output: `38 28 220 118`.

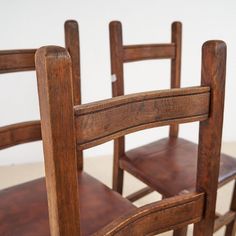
109 21 181 161
0 20 83 169
35 40 226 236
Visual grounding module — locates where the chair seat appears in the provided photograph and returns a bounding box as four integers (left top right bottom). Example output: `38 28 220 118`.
121 137 236 197
0 171 135 236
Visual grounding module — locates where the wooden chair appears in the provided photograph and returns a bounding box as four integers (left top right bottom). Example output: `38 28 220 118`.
0 20 83 235
109 21 236 236
35 40 225 235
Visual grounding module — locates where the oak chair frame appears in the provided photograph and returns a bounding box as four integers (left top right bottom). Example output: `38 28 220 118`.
35 40 226 236
109 21 236 236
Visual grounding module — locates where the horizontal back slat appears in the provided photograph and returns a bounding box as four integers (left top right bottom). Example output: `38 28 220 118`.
96 192 204 235
0 121 41 149
123 44 175 62
0 49 36 73
75 86 210 149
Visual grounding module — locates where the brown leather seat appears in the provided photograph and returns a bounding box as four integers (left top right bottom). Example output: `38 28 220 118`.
0 172 135 236
121 137 236 197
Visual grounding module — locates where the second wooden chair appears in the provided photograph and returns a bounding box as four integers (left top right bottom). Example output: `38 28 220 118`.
109 21 236 235
36 40 226 236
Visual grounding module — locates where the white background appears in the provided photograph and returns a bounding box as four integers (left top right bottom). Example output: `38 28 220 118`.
0 0 236 165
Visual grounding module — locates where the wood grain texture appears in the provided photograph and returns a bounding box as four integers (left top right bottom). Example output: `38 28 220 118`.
94 192 204 236
0 173 135 236
75 87 210 149
0 49 36 73
36 46 80 236
35 41 226 235
123 44 175 62
64 20 84 171
0 20 83 236
193 40 226 236
109 21 182 195
121 137 236 197
109 21 126 193
0 121 41 149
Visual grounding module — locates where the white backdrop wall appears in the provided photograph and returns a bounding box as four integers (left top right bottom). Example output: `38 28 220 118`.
0 0 236 165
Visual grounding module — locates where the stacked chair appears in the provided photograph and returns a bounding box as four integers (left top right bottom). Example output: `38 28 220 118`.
0 20 83 235
109 21 236 235
0 19 234 236
35 40 226 235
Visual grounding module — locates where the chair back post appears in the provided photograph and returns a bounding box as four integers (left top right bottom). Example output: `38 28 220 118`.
194 40 226 235
169 21 182 137
64 20 83 171
109 21 126 192
35 46 81 236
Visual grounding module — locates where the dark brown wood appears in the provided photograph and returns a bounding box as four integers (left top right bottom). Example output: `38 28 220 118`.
109 21 183 197
120 138 236 197
123 43 175 62
95 192 204 236
109 21 234 236
75 87 210 150
0 120 41 149
0 173 135 236
170 21 182 137
64 20 83 171
0 49 36 73
0 20 83 236
173 227 188 236
35 41 226 235
109 21 125 193
193 40 226 235
36 46 81 236
126 186 154 202
64 20 81 106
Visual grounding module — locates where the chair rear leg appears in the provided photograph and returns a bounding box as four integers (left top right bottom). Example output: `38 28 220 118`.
112 159 124 194
173 227 188 236
225 180 236 236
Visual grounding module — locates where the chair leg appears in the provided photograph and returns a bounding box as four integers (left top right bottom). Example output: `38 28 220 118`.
225 180 236 236
112 159 124 194
173 227 188 236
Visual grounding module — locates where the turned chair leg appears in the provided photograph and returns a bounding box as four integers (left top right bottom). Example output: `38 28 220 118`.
225 180 236 236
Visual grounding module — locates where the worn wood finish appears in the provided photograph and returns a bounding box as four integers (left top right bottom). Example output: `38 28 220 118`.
109 21 125 193
95 192 204 236
0 20 82 236
0 173 135 236
35 41 226 235
109 21 182 196
36 46 81 236
75 88 210 150
110 21 234 236
120 138 236 197
0 120 41 149
64 20 83 171
123 44 175 62
193 41 226 235
0 49 36 73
